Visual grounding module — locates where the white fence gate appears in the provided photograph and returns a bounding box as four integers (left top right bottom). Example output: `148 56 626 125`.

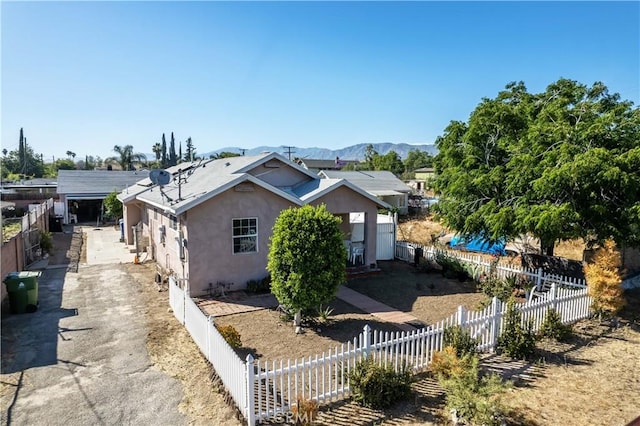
376 222 396 260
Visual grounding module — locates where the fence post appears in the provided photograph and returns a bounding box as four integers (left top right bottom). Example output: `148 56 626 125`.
490 297 500 352
246 354 256 426
362 325 371 358
536 267 543 290
456 305 466 327
207 315 214 362
550 283 557 311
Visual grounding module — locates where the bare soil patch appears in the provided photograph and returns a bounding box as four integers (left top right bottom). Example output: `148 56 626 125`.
346 261 487 326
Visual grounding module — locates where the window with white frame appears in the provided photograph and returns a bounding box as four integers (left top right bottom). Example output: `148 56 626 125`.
232 218 258 254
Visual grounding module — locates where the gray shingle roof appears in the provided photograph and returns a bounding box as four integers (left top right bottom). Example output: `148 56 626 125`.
57 170 148 195
119 152 390 214
319 170 412 195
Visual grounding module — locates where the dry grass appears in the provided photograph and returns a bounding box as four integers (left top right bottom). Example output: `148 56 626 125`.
128 257 640 426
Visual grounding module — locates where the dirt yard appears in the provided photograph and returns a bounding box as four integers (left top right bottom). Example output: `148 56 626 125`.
127 254 639 425
398 216 586 261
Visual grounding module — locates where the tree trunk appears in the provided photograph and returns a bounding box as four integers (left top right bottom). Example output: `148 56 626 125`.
540 241 555 256
294 310 302 327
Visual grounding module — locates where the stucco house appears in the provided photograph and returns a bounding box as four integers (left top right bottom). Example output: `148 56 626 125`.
117 152 389 296
318 170 412 215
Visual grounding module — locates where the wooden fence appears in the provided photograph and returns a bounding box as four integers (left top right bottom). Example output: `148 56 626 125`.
1 199 54 301
169 274 592 425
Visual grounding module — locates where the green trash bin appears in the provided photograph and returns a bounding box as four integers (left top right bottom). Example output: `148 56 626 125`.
4 279 28 314
4 271 41 314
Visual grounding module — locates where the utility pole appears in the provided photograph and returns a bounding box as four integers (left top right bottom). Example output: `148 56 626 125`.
283 146 296 161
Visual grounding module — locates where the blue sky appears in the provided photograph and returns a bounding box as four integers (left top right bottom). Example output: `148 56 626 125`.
2 1 638 161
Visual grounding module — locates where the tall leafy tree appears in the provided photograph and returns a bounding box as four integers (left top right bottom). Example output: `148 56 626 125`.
374 150 404 176
168 132 177 166
161 133 168 168
152 142 162 167
106 145 146 171
433 79 640 255
267 204 346 330
183 137 197 162
403 149 433 175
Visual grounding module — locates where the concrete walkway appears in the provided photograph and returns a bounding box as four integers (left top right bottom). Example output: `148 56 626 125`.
336 286 422 332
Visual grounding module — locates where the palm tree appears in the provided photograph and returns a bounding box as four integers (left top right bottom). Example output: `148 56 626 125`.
106 145 146 171
152 142 162 167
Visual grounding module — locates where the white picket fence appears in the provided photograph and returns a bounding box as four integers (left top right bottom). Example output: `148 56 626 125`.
169 274 592 425
395 241 588 291
169 277 250 423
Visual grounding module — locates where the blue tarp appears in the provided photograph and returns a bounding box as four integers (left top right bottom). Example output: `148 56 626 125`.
449 235 506 256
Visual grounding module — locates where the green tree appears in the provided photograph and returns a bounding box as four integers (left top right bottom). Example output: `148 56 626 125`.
2 130 45 178
210 151 241 159
152 142 162 168
168 132 177 166
106 145 146 171
363 144 378 170
161 133 168 168
374 150 404 176
183 137 197 162
403 149 433 178
433 79 640 255
267 204 347 329
103 190 123 220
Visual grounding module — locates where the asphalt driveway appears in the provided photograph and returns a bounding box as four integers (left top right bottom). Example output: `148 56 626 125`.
1 227 187 425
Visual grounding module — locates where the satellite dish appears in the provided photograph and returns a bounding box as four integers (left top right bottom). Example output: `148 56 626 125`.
149 169 171 186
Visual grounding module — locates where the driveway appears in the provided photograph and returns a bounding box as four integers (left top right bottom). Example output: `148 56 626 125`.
1 226 187 425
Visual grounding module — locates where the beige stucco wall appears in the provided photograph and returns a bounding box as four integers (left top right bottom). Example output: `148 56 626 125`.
123 203 142 245
181 183 296 295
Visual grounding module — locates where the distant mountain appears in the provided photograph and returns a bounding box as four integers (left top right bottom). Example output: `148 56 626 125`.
202 142 437 161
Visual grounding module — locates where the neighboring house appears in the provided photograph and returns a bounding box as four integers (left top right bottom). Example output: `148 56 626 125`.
296 157 358 175
1 178 58 209
57 170 146 224
117 152 389 296
318 170 412 215
411 167 436 194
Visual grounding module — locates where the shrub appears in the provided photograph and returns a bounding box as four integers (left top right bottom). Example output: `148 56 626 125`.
440 354 510 426
316 304 334 323
584 240 625 318
39 230 53 254
430 346 475 380
246 275 271 293
478 275 516 302
435 250 469 281
290 394 319 425
497 300 536 360
443 325 478 357
216 324 242 348
349 356 413 409
539 308 572 342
